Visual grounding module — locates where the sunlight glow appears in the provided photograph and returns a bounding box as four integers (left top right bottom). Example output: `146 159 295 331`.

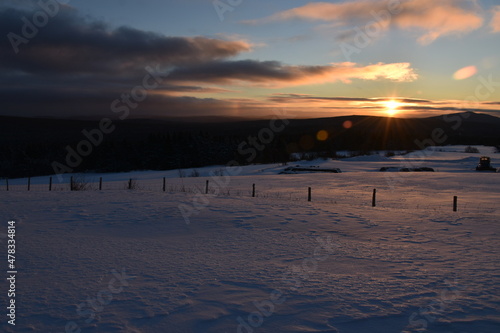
384 100 401 116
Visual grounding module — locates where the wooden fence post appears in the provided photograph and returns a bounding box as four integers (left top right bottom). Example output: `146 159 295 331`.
28 177 31 191
49 177 52 191
128 178 132 190
252 184 256 197
308 187 312 202
372 189 377 207
453 196 458 212
70 176 74 191
99 177 103 191
163 177 166 192
6 178 9 191
205 180 209 194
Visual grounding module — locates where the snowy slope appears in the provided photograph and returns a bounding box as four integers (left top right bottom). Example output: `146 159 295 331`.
0 146 499 333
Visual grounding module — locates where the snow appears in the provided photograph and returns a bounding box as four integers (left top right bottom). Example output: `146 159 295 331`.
0 145 499 332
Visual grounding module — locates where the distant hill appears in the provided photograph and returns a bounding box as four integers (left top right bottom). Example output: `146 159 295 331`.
0 112 499 178
428 111 500 124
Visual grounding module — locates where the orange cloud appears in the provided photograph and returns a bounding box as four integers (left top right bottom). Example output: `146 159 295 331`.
253 1 387 22
453 65 477 80
168 61 418 87
397 0 483 44
491 6 500 32
316 62 418 84
246 0 484 45
265 94 500 118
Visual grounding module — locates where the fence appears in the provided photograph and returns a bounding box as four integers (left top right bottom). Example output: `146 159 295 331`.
1 175 497 214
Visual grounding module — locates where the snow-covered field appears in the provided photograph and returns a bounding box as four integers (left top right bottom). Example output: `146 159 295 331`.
1 146 499 332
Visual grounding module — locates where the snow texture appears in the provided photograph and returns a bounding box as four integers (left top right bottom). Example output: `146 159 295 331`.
0 146 499 332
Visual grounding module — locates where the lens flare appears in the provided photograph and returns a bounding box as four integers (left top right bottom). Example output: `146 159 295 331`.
343 120 353 129
316 130 329 141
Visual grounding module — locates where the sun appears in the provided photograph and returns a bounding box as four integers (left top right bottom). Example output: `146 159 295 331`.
384 100 401 117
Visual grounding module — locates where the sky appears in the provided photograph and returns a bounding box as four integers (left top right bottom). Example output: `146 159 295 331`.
1 0 500 119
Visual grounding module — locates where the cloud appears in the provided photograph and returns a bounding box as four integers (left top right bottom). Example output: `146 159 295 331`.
0 85 255 118
398 0 483 44
491 6 500 32
243 1 385 24
268 94 432 104
0 5 255 118
268 94 375 103
264 93 500 118
168 61 418 87
245 0 484 45
0 3 414 119
0 7 251 75
453 65 477 80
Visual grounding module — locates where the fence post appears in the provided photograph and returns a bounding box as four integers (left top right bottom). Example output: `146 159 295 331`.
28 177 31 191
70 176 74 191
453 196 458 212
252 184 256 197
49 177 52 191
163 177 166 192
308 187 312 202
6 178 9 191
128 178 132 190
205 180 209 194
372 189 377 207
99 177 103 191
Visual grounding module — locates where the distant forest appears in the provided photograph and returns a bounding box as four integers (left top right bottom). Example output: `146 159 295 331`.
1 112 499 179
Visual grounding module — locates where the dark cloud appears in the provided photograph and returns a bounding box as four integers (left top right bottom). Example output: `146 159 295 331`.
268 94 373 103
0 7 250 75
267 94 432 104
0 85 253 119
0 4 474 120
167 60 417 86
168 60 298 83
398 105 500 114
0 5 254 118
